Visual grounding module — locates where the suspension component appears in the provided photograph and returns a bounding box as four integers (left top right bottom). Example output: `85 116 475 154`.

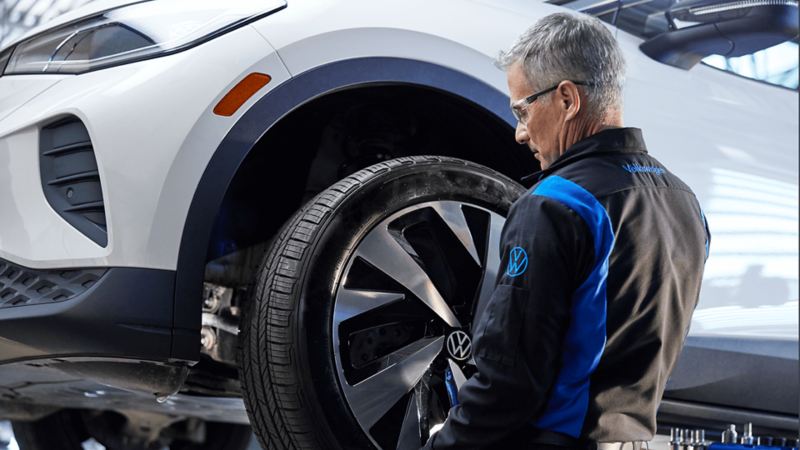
199 283 241 365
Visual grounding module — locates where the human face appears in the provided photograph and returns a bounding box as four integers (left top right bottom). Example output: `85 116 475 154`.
507 63 563 170
511 81 591 124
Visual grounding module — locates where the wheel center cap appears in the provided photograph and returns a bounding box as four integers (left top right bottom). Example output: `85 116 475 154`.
446 330 472 361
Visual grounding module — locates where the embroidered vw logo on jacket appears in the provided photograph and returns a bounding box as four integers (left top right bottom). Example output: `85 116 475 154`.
506 246 528 277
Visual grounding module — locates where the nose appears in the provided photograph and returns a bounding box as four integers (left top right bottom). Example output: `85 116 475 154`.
515 121 529 145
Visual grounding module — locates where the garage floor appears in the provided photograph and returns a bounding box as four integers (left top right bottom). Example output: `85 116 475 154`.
0 420 676 450
0 420 265 450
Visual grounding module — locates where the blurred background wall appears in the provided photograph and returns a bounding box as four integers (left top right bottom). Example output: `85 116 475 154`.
0 0 93 47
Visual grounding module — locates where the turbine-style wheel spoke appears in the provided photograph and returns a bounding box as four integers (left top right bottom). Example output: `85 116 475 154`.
474 213 504 326
345 336 444 430
355 224 461 328
447 359 468 390
430 201 481 266
334 288 406 325
396 395 421 450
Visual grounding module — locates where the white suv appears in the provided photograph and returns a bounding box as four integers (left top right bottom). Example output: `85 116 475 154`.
0 0 797 448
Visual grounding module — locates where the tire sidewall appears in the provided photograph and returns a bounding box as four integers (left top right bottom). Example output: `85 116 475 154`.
293 160 524 449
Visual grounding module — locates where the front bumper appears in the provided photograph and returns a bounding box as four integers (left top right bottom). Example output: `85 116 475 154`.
0 256 182 364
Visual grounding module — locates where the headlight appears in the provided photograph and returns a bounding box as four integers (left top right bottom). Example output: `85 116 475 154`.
1 0 285 75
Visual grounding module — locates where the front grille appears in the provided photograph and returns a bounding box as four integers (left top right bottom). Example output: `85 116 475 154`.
0 258 107 309
39 117 108 247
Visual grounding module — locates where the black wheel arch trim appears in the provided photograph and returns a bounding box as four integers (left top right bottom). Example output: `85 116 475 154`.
172 56 515 360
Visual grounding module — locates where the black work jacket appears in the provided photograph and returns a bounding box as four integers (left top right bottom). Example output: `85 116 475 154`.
424 127 710 449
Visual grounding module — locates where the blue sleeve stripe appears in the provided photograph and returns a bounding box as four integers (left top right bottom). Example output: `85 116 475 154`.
530 176 616 438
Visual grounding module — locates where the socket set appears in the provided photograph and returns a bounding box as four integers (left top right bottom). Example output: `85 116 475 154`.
670 424 799 450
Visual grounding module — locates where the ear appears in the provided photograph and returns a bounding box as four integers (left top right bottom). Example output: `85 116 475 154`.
556 80 581 121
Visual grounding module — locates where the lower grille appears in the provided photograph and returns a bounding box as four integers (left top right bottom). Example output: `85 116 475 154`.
0 258 107 309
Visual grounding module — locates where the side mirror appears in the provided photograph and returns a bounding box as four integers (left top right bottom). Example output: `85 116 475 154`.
640 0 799 69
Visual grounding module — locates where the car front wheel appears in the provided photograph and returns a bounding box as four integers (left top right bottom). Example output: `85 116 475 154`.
240 156 524 449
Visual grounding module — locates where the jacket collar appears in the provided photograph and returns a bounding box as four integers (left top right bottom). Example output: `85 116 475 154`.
520 127 648 186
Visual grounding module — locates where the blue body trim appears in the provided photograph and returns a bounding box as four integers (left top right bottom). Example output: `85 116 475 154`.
531 176 616 437
172 57 514 359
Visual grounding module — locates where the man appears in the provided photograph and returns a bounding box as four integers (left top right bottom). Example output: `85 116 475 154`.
422 12 710 450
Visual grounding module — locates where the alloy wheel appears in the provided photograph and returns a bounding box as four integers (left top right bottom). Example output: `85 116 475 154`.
332 200 506 449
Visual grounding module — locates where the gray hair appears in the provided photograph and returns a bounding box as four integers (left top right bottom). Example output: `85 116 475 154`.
497 13 626 119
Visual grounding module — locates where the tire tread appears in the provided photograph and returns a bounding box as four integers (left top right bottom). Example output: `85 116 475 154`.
240 156 514 449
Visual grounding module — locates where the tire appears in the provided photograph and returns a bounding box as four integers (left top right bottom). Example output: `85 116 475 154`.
12 410 252 450
240 156 524 450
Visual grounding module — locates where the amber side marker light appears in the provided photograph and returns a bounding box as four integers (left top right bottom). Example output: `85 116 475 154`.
213 73 272 117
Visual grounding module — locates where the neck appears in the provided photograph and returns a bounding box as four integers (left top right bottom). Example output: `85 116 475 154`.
558 109 624 155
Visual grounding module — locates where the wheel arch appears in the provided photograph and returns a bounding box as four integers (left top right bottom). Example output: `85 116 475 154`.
171 56 528 360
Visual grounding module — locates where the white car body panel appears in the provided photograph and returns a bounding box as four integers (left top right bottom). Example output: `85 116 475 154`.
616 29 799 338
250 0 553 85
0 24 291 269
0 76 62 122
0 0 796 341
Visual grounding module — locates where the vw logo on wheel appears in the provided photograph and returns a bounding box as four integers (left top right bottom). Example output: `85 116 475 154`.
446 330 472 361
